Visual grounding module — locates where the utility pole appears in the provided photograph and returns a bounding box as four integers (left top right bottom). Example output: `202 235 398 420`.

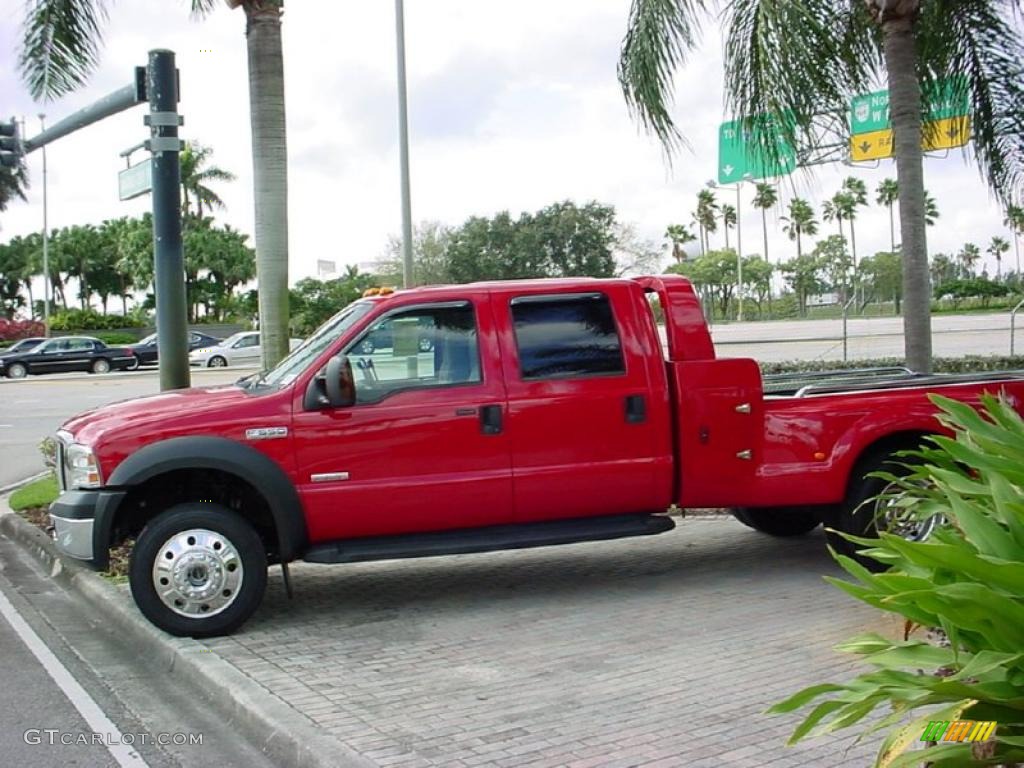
39 115 50 334
395 0 414 288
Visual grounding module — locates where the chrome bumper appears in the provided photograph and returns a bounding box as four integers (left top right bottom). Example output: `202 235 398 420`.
48 489 99 561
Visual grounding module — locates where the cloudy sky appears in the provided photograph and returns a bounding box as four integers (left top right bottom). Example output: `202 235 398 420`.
0 0 1018 284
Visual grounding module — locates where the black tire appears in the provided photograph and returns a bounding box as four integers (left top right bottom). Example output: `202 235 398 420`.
6 362 27 379
129 504 267 637
90 358 111 374
208 355 227 368
732 506 822 536
826 449 932 572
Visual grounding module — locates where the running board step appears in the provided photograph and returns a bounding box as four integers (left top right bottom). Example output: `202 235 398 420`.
302 514 675 564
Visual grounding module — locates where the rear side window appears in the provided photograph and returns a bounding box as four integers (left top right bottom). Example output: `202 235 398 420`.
511 293 625 380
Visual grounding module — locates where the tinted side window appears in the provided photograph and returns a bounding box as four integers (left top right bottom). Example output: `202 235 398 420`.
511 294 625 380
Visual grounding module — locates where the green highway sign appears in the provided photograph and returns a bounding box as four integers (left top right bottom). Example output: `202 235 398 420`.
850 78 969 136
717 115 796 184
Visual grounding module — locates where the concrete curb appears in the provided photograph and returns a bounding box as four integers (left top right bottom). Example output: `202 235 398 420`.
0 499 375 768
0 470 50 496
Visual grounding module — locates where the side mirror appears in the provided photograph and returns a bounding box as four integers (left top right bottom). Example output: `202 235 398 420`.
325 355 355 407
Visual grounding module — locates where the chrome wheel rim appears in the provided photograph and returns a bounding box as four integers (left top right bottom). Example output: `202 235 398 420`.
8 364 26 379
152 528 243 618
876 483 940 542
94 360 110 373
209 357 226 367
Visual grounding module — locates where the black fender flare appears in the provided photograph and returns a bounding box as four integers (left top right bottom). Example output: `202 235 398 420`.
95 436 308 565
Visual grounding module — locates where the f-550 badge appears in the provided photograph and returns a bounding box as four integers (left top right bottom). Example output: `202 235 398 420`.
245 427 289 441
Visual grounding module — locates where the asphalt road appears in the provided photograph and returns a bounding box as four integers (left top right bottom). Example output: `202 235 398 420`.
0 530 277 767
0 366 249 489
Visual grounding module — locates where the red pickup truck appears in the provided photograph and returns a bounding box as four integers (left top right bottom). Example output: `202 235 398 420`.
48 276 1024 636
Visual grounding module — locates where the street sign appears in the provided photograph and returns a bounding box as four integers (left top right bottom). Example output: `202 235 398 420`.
923 116 971 150
850 78 969 136
850 128 894 162
118 157 152 200
718 115 796 184
849 116 971 161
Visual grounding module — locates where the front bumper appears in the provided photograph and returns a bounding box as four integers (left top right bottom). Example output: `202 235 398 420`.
49 489 126 565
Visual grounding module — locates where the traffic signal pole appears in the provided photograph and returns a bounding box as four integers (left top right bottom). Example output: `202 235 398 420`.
13 51 191 391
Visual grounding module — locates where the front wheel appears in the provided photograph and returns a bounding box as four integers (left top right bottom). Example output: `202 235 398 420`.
207 355 227 368
6 362 27 379
129 504 267 637
732 506 822 536
90 358 111 374
124 356 140 371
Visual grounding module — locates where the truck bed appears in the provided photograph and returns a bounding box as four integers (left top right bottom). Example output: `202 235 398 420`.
763 367 1024 398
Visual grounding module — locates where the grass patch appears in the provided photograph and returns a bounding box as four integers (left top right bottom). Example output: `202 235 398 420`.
9 475 58 511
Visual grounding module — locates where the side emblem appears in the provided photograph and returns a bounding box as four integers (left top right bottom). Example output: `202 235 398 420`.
245 426 289 441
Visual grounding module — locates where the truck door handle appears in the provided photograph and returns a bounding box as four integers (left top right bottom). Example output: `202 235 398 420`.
624 394 646 424
479 404 503 435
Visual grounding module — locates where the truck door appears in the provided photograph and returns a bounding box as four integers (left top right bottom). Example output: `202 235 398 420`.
496 288 670 522
291 296 514 542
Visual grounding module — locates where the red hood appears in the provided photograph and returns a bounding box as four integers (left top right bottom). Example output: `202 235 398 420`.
62 383 292 466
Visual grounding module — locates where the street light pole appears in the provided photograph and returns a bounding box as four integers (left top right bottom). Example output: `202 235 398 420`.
708 177 750 321
39 114 50 335
395 0 414 289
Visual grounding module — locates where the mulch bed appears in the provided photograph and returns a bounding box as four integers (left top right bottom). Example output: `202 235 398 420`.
16 505 131 579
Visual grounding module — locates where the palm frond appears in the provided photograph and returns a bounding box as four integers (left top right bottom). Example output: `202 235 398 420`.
618 0 708 154
190 0 220 20
917 0 1024 202
19 0 109 100
723 0 877 164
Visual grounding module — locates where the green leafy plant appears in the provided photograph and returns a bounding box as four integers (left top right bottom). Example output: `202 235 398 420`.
769 394 1024 766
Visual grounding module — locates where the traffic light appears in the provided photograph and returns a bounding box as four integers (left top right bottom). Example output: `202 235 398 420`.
0 119 22 168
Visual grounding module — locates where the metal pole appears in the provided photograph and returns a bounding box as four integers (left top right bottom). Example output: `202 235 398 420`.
39 114 50 335
395 0 414 289
23 80 143 154
147 49 190 391
1011 298 1024 356
736 184 743 322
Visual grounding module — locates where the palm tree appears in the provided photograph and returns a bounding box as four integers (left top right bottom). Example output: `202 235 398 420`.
619 1 1024 373
752 182 778 265
1003 204 1024 277
876 178 900 253
720 204 737 249
988 236 1010 280
18 0 292 368
780 198 817 258
665 224 698 262
821 195 847 240
841 177 868 272
958 242 981 277
179 142 236 221
694 189 718 255
923 191 939 227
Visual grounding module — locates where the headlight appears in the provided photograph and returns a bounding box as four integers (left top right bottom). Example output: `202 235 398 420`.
65 443 102 489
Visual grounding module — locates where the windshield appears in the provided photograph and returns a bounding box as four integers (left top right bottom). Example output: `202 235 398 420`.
138 333 157 345
255 301 374 388
218 332 249 349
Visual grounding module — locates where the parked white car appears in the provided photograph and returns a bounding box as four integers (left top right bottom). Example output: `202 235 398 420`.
188 332 302 368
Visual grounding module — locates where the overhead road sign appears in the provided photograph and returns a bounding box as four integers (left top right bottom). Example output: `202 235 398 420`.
718 114 796 184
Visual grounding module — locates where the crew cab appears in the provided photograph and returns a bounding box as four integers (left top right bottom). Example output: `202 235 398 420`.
47 277 1024 636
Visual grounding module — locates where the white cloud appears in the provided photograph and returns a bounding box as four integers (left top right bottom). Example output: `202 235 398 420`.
1 1 1018 285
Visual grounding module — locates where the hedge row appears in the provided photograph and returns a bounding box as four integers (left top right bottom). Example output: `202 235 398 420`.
760 355 1024 375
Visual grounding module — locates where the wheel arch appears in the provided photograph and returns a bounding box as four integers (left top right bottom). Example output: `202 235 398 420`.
843 429 934 496
96 436 307 566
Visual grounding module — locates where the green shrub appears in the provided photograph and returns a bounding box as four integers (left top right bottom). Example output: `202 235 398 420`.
760 356 1024 376
769 394 1024 766
94 332 139 345
49 308 143 331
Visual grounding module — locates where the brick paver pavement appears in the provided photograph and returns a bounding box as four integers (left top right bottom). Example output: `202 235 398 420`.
202 518 903 767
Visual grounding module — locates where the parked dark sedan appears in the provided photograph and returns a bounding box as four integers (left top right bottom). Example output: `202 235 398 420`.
126 330 223 369
0 336 136 379
0 337 47 357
